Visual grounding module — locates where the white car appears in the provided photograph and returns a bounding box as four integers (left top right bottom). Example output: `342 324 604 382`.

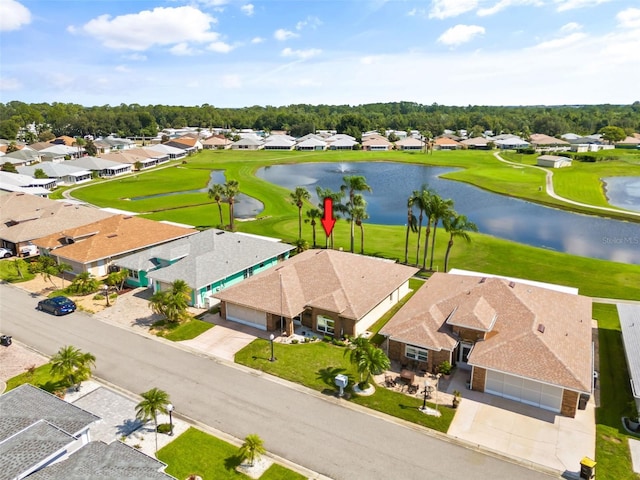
0 247 13 258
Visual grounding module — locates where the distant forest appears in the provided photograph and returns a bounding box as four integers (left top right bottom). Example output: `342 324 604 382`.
1 100 639 142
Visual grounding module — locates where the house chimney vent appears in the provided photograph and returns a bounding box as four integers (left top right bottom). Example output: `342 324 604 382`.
537 324 545 334
508 281 515 288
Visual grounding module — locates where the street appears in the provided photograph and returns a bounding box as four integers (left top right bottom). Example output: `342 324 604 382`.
0 283 553 480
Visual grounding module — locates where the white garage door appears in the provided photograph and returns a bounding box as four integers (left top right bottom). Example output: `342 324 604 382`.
226 303 267 330
485 370 563 412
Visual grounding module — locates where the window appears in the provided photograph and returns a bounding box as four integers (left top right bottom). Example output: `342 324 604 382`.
405 345 428 362
317 315 335 335
130 270 139 280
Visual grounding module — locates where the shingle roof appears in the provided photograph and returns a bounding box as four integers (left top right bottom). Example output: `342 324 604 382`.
619 304 640 398
215 249 418 320
529 134 570 146
66 157 133 171
18 163 91 178
381 273 592 392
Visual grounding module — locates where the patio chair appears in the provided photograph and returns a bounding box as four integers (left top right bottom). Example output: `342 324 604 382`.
385 375 397 388
408 384 418 394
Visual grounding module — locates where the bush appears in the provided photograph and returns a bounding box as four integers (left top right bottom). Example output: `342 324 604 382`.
323 335 332 343
518 147 536 155
291 339 299 344
332 338 347 347
157 423 172 434
438 361 453 375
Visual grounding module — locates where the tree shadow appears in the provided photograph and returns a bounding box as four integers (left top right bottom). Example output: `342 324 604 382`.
223 454 242 471
41 379 68 393
116 418 143 436
316 366 349 388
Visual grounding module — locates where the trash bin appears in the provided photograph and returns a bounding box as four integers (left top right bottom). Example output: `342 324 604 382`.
0 335 12 346
580 457 596 479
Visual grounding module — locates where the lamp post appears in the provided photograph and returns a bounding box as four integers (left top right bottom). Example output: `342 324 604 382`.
269 333 275 362
102 284 110 307
167 403 174 436
435 373 442 413
421 382 429 411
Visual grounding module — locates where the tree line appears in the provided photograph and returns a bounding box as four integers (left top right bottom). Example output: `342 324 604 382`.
2 100 639 143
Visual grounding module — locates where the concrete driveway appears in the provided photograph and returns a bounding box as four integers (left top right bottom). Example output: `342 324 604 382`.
446 370 595 477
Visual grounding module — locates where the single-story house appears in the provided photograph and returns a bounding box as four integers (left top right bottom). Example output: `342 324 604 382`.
380 272 593 417
33 215 198 277
116 229 295 308
163 139 197 155
98 136 136 150
460 137 493 149
529 134 571 152
146 143 187 160
536 155 572 168
3 148 43 166
394 137 424 151
362 135 393 151
65 157 133 177
18 162 93 185
214 249 419 336
263 135 295 150
618 304 640 413
617 136 640 148
39 143 83 159
0 170 56 195
296 138 327 151
202 135 233 149
433 137 462 150
99 150 158 170
231 137 264 150
494 136 530 150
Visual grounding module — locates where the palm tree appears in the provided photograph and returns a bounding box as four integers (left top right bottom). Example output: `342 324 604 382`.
149 279 192 323
238 434 266 467
292 238 309 253
289 186 311 239
345 337 390 389
443 212 478 272
305 208 322 248
224 180 239 231
428 195 454 271
57 263 72 288
50 345 96 391
352 196 369 254
136 387 170 454
340 175 372 253
413 185 433 266
404 195 418 264
208 183 226 227
316 186 343 249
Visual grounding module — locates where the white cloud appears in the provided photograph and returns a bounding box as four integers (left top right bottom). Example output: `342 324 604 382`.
274 28 298 41
281 47 322 59
296 16 322 31
241 4 254 16
617 7 640 28
208 41 234 53
554 0 611 12
115 65 130 73
532 32 586 50
222 74 242 88
73 6 219 51
170 43 197 56
123 53 147 61
360 56 381 65
429 0 478 19
560 22 582 32
477 0 542 17
437 24 485 46
251 37 264 44
0 76 22 90
0 0 31 31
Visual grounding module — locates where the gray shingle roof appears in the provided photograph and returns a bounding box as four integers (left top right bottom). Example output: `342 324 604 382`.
619 304 640 398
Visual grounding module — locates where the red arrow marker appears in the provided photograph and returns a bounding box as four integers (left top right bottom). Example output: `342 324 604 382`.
320 197 336 237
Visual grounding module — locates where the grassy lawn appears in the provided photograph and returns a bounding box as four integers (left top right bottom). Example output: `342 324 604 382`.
0 258 35 282
157 427 306 480
593 303 637 480
5 363 67 393
153 318 215 341
235 339 455 433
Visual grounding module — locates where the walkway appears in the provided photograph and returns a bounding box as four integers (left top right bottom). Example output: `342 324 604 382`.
493 151 640 218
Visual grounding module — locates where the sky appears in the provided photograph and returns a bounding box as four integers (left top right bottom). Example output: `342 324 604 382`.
1 0 639 108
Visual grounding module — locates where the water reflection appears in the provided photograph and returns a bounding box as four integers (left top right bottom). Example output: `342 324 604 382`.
257 162 640 264
603 177 640 213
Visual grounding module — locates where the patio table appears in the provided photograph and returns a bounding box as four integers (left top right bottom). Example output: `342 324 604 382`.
400 369 415 384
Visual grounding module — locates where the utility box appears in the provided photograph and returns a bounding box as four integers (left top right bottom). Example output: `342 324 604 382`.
580 457 596 479
334 374 348 397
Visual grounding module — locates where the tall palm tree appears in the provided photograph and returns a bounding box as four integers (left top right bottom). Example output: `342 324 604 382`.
443 212 478 272
289 186 311 239
340 175 372 253
224 180 239 231
136 387 171 454
404 194 418 264
316 186 343 249
50 345 96 390
413 185 433 266
292 238 309 253
208 183 226 227
57 262 72 288
238 434 266 467
429 195 454 271
149 279 192 323
305 208 322 248
345 337 390 389
352 196 369 254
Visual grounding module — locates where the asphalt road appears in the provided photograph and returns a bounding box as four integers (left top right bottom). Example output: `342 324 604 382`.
0 283 554 480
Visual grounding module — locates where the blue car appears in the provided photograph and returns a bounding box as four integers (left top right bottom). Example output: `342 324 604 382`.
37 296 77 316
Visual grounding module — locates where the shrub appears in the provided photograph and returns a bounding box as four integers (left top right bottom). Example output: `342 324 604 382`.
519 147 536 155
438 361 453 375
157 423 172 434
332 338 347 347
323 335 332 343
291 339 299 344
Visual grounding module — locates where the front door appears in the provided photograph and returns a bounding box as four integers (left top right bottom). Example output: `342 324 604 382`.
457 342 473 370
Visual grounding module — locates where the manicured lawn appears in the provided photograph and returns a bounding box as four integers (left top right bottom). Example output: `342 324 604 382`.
0 258 35 283
157 427 306 480
5 363 67 393
153 319 214 341
593 303 637 480
235 339 455 433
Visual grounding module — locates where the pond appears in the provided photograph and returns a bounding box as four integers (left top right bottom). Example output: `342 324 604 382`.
603 176 640 213
257 162 640 264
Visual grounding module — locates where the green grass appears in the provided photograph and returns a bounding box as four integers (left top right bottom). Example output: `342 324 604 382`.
593 303 637 480
234 339 455 432
157 427 306 480
0 258 35 282
5 363 67 393
153 319 214 341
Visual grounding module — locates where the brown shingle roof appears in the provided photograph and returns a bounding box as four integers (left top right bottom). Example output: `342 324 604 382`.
33 215 198 263
382 273 592 392
215 249 419 320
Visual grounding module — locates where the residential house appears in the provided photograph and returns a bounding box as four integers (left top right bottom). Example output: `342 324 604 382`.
0 192 115 256
98 136 136 151
460 137 493 150
18 162 93 185
231 137 264 150
296 137 327 151
98 150 158 170
202 135 233 150
536 155 572 168
362 135 393 151
66 157 132 177
493 135 530 150
263 135 295 150
39 143 83 159
146 143 187 160
618 304 640 413
529 134 571 152
0 170 56 196
380 272 593 417
214 249 419 336
116 229 295 308
51 135 76 146
617 135 640 149
325 134 358 150
394 137 424 151
164 137 201 155
33 215 198 277
433 137 462 150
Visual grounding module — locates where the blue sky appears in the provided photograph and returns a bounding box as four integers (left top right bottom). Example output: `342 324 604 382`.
1 0 639 107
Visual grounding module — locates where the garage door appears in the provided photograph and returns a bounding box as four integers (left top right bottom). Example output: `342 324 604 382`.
485 370 563 412
226 303 267 330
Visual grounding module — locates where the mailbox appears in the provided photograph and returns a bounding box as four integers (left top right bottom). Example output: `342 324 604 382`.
335 374 348 397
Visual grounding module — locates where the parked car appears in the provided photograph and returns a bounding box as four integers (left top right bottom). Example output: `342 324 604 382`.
0 247 13 258
37 296 77 316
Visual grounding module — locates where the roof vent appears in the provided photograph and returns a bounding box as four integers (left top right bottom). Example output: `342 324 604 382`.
479 277 486 283
216 231 225 235
508 281 515 288
107 234 117 238
537 324 545 334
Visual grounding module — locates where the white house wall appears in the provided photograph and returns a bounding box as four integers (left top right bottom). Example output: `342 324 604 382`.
354 281 410 335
